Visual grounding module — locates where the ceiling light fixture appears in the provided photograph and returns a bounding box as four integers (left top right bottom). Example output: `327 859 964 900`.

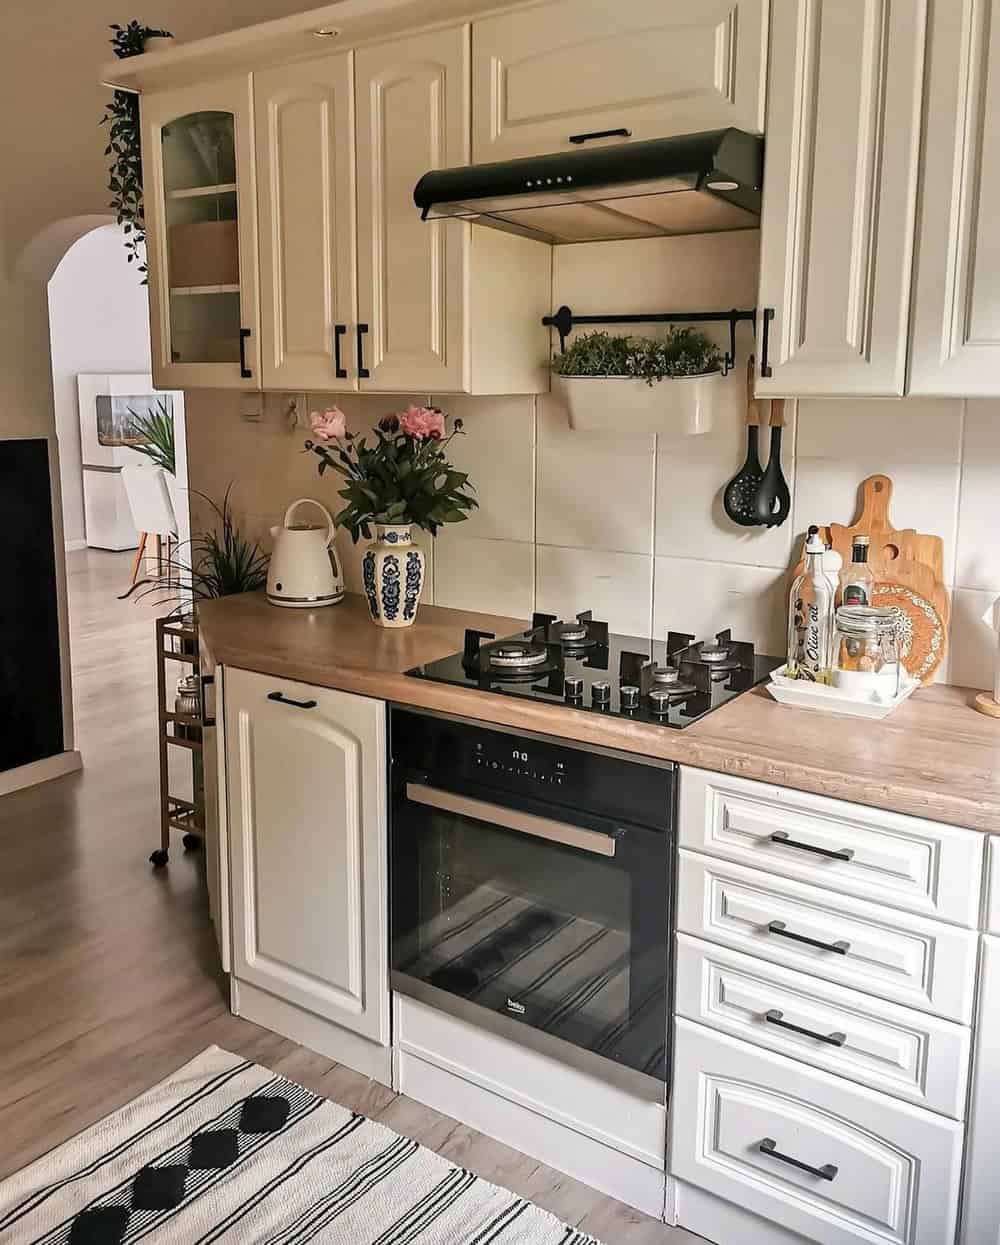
312 27 340 37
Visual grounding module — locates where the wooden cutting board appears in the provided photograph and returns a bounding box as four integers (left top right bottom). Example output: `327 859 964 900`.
791 474 951 684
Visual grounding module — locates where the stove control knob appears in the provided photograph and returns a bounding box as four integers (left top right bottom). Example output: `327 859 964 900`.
620 685 640 710
564 675 584 701
649 688 672 715
592 680 611 708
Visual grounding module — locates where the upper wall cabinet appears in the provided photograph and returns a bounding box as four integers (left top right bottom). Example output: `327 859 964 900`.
755 0 927 397
142 76 260 390
910 0 1000 396
471 0 768 163
255 54 358 393
354 27 551 394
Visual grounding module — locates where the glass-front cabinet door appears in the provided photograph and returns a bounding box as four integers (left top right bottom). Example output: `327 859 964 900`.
141 76 259 389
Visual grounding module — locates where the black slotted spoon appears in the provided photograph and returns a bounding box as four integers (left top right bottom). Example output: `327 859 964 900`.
723 356 766 527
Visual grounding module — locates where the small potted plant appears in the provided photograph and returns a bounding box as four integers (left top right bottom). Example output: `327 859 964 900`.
305 405 477 627
550 327 724 435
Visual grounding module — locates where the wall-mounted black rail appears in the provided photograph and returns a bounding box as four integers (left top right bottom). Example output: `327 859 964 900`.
542 305 758 375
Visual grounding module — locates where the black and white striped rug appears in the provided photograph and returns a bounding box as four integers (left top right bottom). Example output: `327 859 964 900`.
0 1047 603 1244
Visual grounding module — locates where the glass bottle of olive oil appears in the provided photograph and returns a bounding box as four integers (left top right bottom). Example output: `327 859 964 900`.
787 526 836 683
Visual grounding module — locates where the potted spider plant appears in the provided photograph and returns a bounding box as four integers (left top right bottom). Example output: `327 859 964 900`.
128 398 180 518
550 327 724 435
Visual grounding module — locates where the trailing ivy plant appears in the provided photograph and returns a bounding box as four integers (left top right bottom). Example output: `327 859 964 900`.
101 21 172 279
551 328 724 385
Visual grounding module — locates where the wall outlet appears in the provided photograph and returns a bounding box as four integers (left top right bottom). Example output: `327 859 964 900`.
284 393 308 433
240 394 264 422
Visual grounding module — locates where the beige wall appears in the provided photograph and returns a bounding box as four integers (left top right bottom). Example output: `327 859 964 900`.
184 229 1000 691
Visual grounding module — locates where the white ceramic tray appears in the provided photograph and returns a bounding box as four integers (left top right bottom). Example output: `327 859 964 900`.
766 665 920 719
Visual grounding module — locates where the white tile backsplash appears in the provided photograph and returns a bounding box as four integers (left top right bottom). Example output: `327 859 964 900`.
536 545 653 637
183 234 1000 691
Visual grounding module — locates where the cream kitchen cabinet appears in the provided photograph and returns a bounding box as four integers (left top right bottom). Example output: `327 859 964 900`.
354 27 550 394
960 935 1000 1244
254 54 358 392
755 0 927 397
471 0 768 163
141 76 260 390
909 0 1000 396
224 667 390 1082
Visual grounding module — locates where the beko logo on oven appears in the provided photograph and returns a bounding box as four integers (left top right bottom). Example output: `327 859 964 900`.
506 998 526 1015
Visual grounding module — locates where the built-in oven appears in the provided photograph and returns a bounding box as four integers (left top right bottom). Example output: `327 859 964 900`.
389 707 675 1100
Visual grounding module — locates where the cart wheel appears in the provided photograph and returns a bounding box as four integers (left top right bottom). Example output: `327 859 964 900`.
183 834 202 852
149 849 169 868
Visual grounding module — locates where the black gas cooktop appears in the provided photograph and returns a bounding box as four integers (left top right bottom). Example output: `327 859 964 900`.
406 611 783 729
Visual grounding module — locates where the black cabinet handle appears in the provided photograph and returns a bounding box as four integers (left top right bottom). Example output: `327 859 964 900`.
356 323 370 379
267 691 317 710
568 127 632 145
333 324 348 379
759 1138 838 1182
770 831 854 862
764 1009 847 1047
760 308 775 378
767 919 850 955
239 327 252 379
200 673 216 728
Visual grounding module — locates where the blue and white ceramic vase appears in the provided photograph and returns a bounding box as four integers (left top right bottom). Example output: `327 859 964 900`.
361 523 426 628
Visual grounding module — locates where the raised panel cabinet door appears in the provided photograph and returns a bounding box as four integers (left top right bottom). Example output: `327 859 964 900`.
255 54 358 391
910 0 1000 395
225 668 388 1046
355 26 470 393
756 0 927 396
961 936 1000 1244
472 0 768 162
141 76 260 390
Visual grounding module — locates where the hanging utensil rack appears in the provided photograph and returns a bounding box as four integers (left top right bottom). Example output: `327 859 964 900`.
542 304 758 375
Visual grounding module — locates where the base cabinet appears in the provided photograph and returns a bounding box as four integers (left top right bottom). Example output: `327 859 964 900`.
960 936 1000 1244
224 668 388 1052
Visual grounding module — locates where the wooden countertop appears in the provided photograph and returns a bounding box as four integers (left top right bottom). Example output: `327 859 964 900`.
198 592 1000 835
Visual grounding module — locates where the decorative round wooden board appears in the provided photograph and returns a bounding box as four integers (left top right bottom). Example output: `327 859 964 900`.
873 583 946 685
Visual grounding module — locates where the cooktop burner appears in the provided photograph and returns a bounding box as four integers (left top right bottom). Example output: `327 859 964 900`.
408 613 782 729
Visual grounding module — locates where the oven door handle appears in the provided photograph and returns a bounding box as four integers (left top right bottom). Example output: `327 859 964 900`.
405 782 617 858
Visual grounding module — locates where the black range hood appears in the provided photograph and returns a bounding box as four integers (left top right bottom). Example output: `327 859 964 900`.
413 128 763 245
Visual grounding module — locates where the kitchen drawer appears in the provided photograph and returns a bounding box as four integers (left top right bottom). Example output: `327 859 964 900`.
675 934 970 1118
986 837 1000 934
677 851 978 1022
679 767 983 927
671 1019 963 1245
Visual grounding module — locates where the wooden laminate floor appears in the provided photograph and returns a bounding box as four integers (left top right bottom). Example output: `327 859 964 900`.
0 550 701 1243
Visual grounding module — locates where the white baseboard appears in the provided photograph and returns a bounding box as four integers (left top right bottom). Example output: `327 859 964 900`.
231 978 392 1087
0 749 82 797
676 1182 812 1245
393 995 668 1219
64 538 88 552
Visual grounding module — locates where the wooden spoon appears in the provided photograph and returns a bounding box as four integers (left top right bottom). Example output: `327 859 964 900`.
754 398 791 527
723 357 766 527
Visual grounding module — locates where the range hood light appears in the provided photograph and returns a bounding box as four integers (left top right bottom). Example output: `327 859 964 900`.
705 180 739 191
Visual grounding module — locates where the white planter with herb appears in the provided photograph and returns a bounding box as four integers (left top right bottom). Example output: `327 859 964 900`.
550 328 724 436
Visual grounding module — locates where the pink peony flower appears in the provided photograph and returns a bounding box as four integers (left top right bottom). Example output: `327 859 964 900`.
309 407 347 440
399 405 446 441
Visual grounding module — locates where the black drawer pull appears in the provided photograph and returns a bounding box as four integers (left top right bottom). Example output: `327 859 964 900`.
764 1009 847 1047
333 324 348 379
569 127 632 145
267 691 317 710
356 323 370 379
239 327 253 379
200 673 216 728
770 831 854 862
760 307 775 377
767 920 850 955
759 1138 838 1182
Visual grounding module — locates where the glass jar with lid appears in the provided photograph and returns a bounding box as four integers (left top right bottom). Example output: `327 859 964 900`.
833 606 902 699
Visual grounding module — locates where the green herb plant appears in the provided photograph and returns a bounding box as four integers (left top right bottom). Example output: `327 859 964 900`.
551 328 724 385
128 399 175 475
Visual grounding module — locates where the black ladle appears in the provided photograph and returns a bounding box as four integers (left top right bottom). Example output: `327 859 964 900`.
754 398 791 527
723 357 765 527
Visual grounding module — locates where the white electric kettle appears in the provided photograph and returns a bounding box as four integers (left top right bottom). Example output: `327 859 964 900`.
267 498 344 608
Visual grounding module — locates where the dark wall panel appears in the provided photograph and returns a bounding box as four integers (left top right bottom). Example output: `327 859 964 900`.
0 439 64 772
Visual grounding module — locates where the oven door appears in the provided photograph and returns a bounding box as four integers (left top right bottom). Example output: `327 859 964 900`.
391 761 670 1099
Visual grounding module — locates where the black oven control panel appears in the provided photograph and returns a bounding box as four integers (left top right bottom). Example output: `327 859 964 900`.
391 706 674 833
473 739 569 788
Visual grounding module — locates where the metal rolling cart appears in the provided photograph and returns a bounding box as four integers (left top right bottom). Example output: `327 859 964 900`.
150 614 211 867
